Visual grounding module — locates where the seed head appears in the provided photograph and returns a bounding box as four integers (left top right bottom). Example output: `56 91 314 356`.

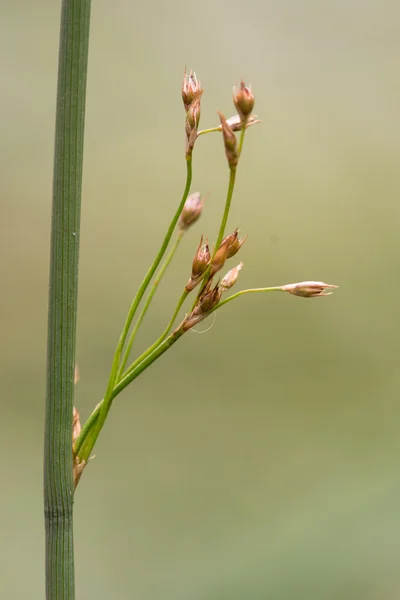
220 262 243 291
179 192 205 231
182 69 203 112
221 228 247 259
185 97 202 157
281 281 338 298
196 280 222 314
218 112 238 168
186 236 211 292
233 80 255 123
210 237 231 276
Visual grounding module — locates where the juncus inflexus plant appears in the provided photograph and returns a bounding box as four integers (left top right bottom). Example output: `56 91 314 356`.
72 70 337 486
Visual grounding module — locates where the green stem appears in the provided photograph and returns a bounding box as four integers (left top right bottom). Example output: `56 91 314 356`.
197 126 221 136
117 232 184 380
74 285 285 462
75 329 185 462
44 1 91 598
101 159 192 408
121 288 189 380
214 166 237 253
237 127 246 156
75 288 189 460
210 286 285 313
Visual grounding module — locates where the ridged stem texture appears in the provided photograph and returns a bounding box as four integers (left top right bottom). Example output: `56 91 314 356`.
44 2 91 598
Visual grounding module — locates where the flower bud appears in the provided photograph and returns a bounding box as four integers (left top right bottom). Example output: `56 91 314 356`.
218 112 238 168
182 69 203 112
179 192 205 231
210 237 230 276
185 97 202 157
186 236 211 292
220 262 243 291
281 281 338 298
220 228 247 259
233 80 255 123
196 281 222 314
185 97 201 130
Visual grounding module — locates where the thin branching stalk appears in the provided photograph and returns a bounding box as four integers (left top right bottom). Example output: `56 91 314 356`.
210 286 285 313
237 128 246 156
102 159 192 402
70 70 337 498
88 159 193 454
120 288 189 380
214 166 237 253
76 328 185 462
44 1 91 598
117 231 184 380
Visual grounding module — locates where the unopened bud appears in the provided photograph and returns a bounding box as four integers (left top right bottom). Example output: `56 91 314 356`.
186 236 210 292
281 281 338 298
210 238 230 276
233 80 255 123
180 281 222 333
179 192 205 231
185 97 201 130
221 262 243 291
185 97 202 157
221 228 247 259
196 281 222 314
182 69 203 112
218 112 238 168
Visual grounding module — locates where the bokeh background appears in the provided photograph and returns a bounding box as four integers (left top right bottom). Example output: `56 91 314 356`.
2 1 400 598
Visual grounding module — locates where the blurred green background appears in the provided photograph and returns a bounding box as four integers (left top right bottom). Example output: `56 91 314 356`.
2 0 400 598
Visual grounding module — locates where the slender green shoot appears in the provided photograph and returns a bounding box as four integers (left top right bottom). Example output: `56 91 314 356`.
100 159 192 412
120 288 189 380
75 327 185 462
237 127 246 157
197 126 221 136
214 166 237 253
117 231 184 380
210 286 285 314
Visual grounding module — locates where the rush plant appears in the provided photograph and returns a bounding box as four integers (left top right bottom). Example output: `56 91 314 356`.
44 4 336 598
72 72 337 482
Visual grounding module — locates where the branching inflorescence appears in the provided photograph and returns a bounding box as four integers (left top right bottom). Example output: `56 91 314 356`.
72 70 337 487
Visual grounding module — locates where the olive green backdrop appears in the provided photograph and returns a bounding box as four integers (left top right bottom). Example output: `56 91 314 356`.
2 1 400 598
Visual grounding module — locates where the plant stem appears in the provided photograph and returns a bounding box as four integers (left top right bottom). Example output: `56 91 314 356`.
121 288 189 380
210 286 285 313
214 166 237 253
75 328 185 462
95 159 192 449
102 159 192 402
75 287 189 459
117 231 184 380
44 1 91 598
74 286 285 461
237 127 246 156
196 126 221 136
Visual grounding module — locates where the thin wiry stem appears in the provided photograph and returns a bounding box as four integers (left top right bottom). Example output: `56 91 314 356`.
100 159 192 409
117 231 184 380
